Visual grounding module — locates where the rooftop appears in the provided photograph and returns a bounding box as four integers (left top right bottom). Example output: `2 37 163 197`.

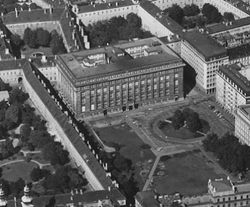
218 64 250 96
0 59 26 71
210 178 233 193
207 17 250 34
57 38 182 82
77 0 135 13
135 191 160 207
183 31 228 61
7 189 125 207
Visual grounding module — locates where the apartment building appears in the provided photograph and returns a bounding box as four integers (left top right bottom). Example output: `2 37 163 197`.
216 64 250 114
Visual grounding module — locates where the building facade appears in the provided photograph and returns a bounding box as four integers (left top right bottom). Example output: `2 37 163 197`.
235 105 250 146
181 31 229 93
216 64 250 114
55 38 185 118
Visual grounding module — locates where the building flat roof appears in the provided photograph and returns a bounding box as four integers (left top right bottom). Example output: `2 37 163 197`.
58 40 182 82
77 0 134 13
211 179 233 193
183 31 228 61
219 64 250 96
207 17 250 34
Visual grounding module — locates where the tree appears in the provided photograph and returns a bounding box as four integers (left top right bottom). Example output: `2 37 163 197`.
203 133 219 152
20 124 31 142
29 3 39 10
172 110 184 129
30 167 50 182
42 142 69 165
5 104 21 124
126 13 142 28
50 30 67 55
10 34 22 48
0 78 11 91
164 4 184 24
113 153 132 172
224 12 235 22
36 28 50 47
23 28 32 46
29 130 53 148
9 88 29 104
28 30 37 48
22 3 29 10
183 4 200 17
202 3 222 24
186 111 201 132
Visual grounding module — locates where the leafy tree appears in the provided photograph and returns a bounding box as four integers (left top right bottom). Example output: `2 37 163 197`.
29 3 39 10
42 142 69 165
224 12 235 22
203 133 219 152
0 78 11 91
10 34 22 48
50 30 67 55
172 110 184 129
164 4 184 24
20 124 31 142
186 111 201 132
29 130 53 148
30 167 50 182
183 4 200 17
22 3 29 10
36 28 50 47
21 104 35 125
126 13 142 28
23 28 32 46
9 178 25 197
182 107 194 120
113 153 132 172
8 88 29 104
28 30 37 48
5 104 21 124
202 3 222 23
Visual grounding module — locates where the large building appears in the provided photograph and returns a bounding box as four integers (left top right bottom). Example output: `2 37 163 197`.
135 177 250 207
235 105 250 146
181 31 229 93
216 64 250 114
55 37 185 118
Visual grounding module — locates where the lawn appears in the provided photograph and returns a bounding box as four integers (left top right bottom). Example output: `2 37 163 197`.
2 161 38 182
95 123 155 189
153 150 226 195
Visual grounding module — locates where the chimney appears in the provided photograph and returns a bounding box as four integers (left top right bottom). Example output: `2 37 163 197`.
44 9 47 14
108 3 111 7
49 6 53 14
116 2 118 6
5 48 9 55
28 6 31 12
41 55 47 63
108 186 111 191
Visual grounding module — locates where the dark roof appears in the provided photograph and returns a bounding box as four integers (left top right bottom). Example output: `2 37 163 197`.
223 0 250 15
22 61 114 189
77 0 134 13
228 44 250 60
207 17 250 34
135 191 159 207
0 59 26 71
2 8 64 24
218 64 250 96
7 189 125 207
183 31 228 61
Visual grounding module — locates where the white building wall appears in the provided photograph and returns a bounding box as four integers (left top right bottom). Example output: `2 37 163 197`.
137 6 174 38
31 0 51 8
76 5 138 25
235 108 250 146
0 69 23 86
216 72 247 115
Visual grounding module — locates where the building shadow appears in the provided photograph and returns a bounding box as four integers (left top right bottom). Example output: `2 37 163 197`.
183 63 197 97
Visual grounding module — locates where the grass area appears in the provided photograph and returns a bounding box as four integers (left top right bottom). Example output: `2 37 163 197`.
95 123 155 189
2 161 38 182
153 150 225 195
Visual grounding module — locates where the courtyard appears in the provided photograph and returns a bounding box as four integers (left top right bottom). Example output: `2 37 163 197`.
95 123 155 189
152 150 226 195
